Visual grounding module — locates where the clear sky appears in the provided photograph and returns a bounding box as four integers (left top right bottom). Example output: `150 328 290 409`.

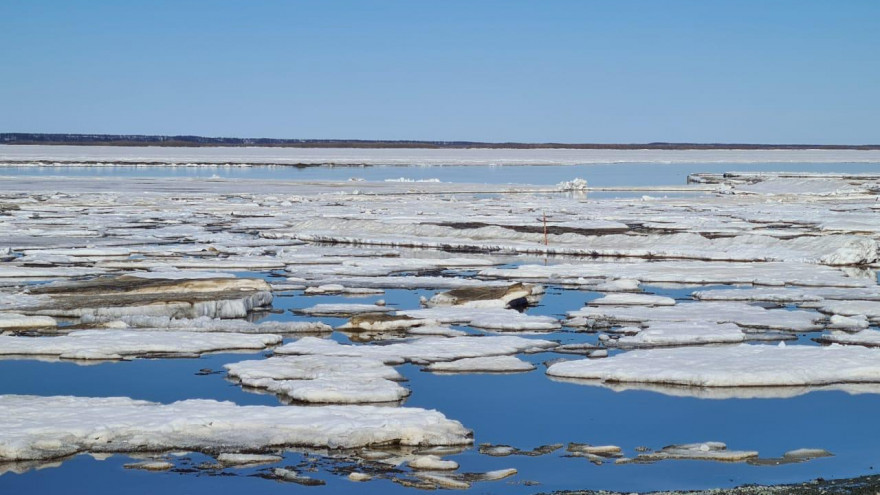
1 1 878 144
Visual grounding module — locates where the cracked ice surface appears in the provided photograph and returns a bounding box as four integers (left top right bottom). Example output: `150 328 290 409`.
0 331 282 361
546 344 880 388
0 395 473 461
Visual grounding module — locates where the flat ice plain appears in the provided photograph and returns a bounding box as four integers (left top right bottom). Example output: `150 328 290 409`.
1 146 880 494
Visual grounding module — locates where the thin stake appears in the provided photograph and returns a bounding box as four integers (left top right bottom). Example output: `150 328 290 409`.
543 211 549 246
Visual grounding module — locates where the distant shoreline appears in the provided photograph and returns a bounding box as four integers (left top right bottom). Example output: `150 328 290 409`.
2 133 878 150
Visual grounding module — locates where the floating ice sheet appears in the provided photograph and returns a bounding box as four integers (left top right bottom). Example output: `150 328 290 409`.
401 307 561 332
568 301 822 332
276 336 556 365
0 330 282 361
226 355 409 404
547 344 880 388
0 395 473 461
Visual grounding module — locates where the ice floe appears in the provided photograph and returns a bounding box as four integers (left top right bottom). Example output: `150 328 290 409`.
605 322 746 348
225 355 409 404
275 336 556 365
547 344 880 389
295 303 394 316
588 293 676 306
568 301 822 332
620 442 758 463
424 356 536 373
0 330 282 360
815 329 880 348
400 307 561 332
0 395 473 461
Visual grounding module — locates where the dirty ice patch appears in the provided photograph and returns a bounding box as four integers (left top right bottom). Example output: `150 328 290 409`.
425 283 542 309
0 330 282 361
225 355 408 404
0 395 473 461
88 315 332 334
547 344 880 388
295 303 394 317
400 307 560 332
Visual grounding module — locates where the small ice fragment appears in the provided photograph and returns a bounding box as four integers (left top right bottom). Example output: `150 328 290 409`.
408 455 459 470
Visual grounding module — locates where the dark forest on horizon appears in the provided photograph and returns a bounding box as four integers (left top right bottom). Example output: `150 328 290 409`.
2 133 878 150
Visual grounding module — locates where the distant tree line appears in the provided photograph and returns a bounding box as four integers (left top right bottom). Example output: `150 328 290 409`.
1 133 877 150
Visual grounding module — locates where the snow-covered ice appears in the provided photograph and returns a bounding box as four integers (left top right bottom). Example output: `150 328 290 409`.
0 395 473 461
225 355 409 404
0 330 282 361
547 344 880 388
276 336 556 365
424 356 536 373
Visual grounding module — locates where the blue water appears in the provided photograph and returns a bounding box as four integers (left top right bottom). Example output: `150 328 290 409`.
4 161 880 186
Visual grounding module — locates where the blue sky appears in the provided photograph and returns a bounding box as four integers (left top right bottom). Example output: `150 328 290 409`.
1 1 878 143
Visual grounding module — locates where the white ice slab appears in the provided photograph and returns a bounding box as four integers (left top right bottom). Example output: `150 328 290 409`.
589 294 676 306
816 330 880 348
0 313 57 330
0 330 282 360
92 316 332 334
547 344 880 388
608 322 746 348
481 261 870 288
0 395 473 461
568 301 822 332
226 355 408 404
276 336 556 365
296 304 394 316
400 307 560 332
424 356 536 373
